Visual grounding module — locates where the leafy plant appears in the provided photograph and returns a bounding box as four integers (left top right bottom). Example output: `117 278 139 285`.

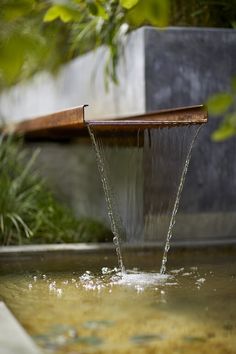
0 0 69 88
0 135 112 245
0 0 170 90
206 77 236 142
42 0 170 86
1 0 236 90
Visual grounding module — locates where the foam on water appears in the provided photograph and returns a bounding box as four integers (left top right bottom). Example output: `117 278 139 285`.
77 268 173 293
113 271 171 288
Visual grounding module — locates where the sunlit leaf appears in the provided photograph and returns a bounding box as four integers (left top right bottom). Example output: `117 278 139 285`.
96 2 109 19
126 0 169 27
207 93 233 116
44 5 79 23
120 0 139 10
0 34 25 84
211 124 236 142
146 0 169 26
87 0 109 19
0 31 47 85
125 0 147 26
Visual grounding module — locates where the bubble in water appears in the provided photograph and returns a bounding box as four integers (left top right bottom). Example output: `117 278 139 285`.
102 267 110 274
135 285 144 294
196 278 206 286
113 236 119 246
49 281 56 292
57 289 63 297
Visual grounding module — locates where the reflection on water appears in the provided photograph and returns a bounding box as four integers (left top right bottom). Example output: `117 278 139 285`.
0 251 235 354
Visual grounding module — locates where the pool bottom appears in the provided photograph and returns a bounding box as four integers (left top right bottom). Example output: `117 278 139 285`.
0 247 235 354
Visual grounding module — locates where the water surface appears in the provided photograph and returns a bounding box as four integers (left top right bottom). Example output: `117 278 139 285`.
0 249 235 353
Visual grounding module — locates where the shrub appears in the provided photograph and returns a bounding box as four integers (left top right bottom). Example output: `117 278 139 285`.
0 135 112 245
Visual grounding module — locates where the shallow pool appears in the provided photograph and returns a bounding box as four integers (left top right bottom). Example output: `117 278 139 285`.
0 247 235 354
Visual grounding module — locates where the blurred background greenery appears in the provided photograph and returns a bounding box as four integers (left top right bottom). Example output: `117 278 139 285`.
0 0 170 89
1 0 236 89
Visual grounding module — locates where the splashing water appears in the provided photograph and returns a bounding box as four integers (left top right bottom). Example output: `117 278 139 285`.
1 252 236 354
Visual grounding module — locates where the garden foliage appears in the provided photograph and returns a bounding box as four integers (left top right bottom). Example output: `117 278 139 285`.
0 135 112 245
207 77 236 141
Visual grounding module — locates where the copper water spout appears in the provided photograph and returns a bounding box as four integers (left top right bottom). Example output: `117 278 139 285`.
3 105 207 140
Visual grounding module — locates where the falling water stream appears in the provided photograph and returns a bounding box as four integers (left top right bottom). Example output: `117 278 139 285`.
88 126 125 273
160 125 201 274
87 123 201 275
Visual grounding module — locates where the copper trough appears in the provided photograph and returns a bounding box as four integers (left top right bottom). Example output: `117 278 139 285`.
4 105 208 140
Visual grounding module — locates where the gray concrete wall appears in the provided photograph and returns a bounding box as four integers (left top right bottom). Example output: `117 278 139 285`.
27 142 107 223
144 27 236 240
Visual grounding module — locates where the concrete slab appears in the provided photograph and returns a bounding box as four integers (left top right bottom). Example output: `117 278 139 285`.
0 302 41 354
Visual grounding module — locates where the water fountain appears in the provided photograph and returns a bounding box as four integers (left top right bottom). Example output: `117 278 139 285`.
7 104 207 273
1 105 236 354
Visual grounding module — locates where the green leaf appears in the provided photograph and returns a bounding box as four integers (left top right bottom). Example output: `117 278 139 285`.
87 1 98 16
0 34 25 84
87 0 109 19
207 93 233 116
120 0 139 10
211 124 236 142
43 5 79 23
125 1 146 26
126 0 169 27
0 31 46 85
145 0 170 26
96 2 109 19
